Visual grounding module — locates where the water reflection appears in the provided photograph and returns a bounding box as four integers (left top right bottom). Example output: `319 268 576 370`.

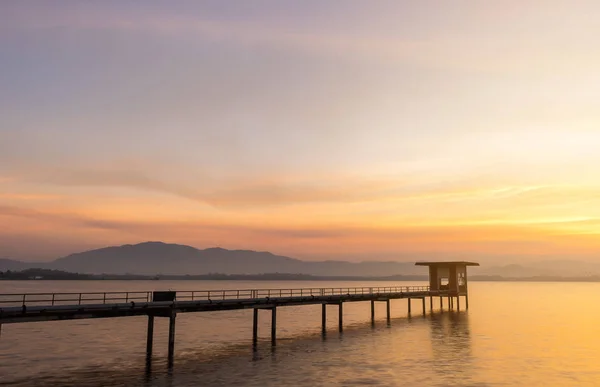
428 311 473 380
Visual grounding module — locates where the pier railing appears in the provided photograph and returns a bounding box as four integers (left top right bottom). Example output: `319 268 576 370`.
0 285 430 307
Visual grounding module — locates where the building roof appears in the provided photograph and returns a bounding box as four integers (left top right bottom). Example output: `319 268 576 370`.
414 261 479 267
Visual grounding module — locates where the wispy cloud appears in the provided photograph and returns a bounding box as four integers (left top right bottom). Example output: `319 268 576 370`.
5 3 589 75
20 166 577 209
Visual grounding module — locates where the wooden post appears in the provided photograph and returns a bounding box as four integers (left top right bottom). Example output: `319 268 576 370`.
253 308 259 348
429 296 433 310
338 302 343 332
448 296 452 309
271 307 277 346
371 300 375 322
167 312 176 367
422 298 426 315
321 304 327 335
440 296 443 310
466 293 469 309
408 298 412 314
146 315 154 358
457 296 461 311
386 299 391 321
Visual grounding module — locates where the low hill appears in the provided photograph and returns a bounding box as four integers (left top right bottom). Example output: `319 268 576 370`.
28 242 419 276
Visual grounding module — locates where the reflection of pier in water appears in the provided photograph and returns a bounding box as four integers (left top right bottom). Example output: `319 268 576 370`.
0 261 478 368
429 312 473 380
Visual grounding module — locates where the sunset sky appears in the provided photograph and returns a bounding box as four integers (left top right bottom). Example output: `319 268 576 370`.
2 1 600 262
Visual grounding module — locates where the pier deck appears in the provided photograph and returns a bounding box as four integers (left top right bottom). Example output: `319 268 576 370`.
0 286 443 324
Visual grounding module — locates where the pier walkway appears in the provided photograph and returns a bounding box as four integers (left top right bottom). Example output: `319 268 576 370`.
0 261 478 367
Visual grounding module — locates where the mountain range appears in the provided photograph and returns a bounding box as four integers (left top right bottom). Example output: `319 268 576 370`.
2 241 600 277
0 241 420 276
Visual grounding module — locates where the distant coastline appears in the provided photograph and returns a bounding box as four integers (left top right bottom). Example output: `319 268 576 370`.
3 268 600 283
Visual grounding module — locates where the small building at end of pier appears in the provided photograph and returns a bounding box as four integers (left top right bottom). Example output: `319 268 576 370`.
415 261 479 295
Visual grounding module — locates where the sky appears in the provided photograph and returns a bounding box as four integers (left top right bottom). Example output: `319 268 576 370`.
1 1 600 262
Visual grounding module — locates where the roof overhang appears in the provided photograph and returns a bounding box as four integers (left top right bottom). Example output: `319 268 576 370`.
415 261 479 267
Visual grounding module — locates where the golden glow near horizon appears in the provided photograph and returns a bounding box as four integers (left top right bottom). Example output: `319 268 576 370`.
1 2 600 261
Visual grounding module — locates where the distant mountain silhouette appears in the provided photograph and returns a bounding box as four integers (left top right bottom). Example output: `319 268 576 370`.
1 242 419 276
0 258 31 271
3 242 600 277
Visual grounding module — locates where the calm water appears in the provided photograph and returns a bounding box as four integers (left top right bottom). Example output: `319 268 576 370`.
1 280 600 386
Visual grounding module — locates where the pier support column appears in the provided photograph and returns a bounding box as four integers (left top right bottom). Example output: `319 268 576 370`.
338 302 343 332
252 308 259 348
371 300 375 323
448 296 452 309
422 298 426 315
457 296 460 311
146 315 154 358
408 298 412 314
386 299 391 321
430 296 433 311
440 296 443 310
271 307 277 346
466 293 469 309
167 311 177 367
322 304 327 335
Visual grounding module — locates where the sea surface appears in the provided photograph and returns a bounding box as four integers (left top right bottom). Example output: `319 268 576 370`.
1 280 600 386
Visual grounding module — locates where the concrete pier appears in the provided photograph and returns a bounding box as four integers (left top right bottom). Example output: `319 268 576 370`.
0 261 479 367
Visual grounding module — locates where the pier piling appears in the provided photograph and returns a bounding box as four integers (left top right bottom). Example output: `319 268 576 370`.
422 298 426 315
408 298 412 314
146 315 154 358
271 307 277 346
252 308 259 347
386 299 391 321
322 304 327 335
370 300 375 323
167 312 176 367
338 303 343 332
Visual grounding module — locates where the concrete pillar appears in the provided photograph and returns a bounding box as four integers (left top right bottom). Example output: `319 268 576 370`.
167 312 176 367
322 304 327 335
386 299 391 321
146 315 154 358
371 300 375 322
408 298 412 314
271 307 277 346
338 302 343 332
252 308 259 348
